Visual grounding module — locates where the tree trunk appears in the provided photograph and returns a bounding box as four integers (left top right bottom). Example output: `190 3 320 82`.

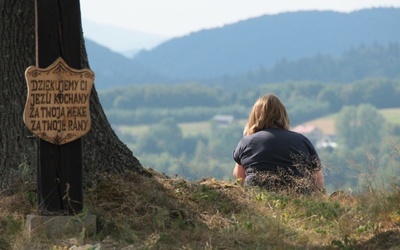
0 0 145 192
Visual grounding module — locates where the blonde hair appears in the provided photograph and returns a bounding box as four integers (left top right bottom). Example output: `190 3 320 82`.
244 94 290 135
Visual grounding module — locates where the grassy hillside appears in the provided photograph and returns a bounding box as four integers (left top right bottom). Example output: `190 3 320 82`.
1 170 400 249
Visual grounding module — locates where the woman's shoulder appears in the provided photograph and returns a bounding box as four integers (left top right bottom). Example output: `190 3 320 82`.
286 129 314 143
268 128 313 143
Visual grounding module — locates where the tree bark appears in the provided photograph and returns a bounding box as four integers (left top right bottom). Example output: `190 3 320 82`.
0 0 145 192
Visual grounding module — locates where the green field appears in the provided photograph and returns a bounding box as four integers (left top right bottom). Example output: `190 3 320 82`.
117 121 213 138
117 119 248 138
116 108 400 137
303 107 400 135
380 107 400 124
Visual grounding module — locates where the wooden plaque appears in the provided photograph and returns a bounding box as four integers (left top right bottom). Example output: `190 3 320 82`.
24 57 94 145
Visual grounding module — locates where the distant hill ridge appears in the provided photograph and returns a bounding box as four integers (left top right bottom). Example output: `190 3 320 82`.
85 8 400 89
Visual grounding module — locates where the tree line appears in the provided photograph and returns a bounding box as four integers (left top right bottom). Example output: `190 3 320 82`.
99 78 400 126
321 104 400 191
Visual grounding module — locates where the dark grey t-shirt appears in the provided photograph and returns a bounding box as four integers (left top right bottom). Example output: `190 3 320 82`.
233 128 320 176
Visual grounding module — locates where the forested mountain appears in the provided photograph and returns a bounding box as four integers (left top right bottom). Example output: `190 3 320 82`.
133 8 400 79
82 19 167 56
86 8 400 89
215 43 400 86
85 40 170 89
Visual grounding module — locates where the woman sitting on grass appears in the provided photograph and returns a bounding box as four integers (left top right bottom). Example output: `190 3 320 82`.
233 94 324 193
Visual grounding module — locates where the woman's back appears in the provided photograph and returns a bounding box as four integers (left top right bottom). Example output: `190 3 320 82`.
233 128 319 174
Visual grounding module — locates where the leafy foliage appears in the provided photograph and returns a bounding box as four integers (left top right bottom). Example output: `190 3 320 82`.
336 104 384 150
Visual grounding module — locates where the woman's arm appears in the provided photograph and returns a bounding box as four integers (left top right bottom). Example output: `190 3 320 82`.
233 163 246 185
311 169 324 191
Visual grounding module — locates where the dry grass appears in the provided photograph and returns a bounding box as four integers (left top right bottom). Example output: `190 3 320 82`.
1 168 400 249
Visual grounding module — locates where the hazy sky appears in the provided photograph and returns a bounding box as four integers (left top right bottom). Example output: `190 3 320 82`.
80 0 400 37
